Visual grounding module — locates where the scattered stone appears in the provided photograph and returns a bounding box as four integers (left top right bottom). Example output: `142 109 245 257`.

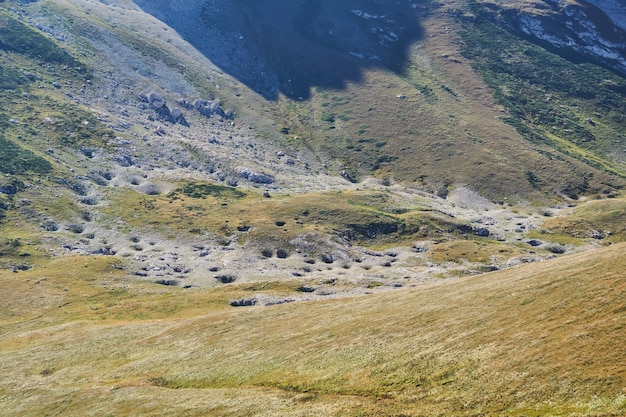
413 245 428 253
91 247 116 255
230 298 256 307
80 148 96 158
0 183 18 195
155 279 178 286
173 265 191 274
276 248 289 258
475 227 490 237
589 230 604 239
477 265 500 272
340 169 357 183
40 220 58 232
546 245 566 254
79 196 98 205
66 223 84 234
527 239 542 247
170 107 182 120
296 286 315 293
215 274 236 283
147 92 165 109
240 170 274 184
177 98 193 109
264 299 295 306
116 153 134 167
321 253 334 264
193 98 226 118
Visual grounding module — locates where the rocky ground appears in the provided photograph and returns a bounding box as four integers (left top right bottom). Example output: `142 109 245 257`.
2 0 608 305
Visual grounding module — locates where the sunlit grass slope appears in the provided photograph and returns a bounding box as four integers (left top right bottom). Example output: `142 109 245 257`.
539 195 626 243
1 244 624 416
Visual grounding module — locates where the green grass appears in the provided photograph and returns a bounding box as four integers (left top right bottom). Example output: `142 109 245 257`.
172 183 246 200
105 184 490 249
459 2 626 182
0 135 52 175
539 194 626 242
0 12 87 74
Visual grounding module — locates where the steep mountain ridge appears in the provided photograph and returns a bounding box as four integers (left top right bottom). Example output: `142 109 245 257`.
484 0 626 74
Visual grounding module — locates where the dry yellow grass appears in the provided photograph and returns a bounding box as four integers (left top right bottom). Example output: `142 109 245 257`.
540 195 626 243
1 243 624 416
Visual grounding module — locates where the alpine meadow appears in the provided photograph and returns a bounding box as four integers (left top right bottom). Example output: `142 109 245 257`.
1 0 625 416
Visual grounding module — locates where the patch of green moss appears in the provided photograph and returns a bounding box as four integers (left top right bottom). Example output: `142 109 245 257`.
172 183 246 199
460 3 626 177
0 135 52 175
0 13 87 75
0 65 27 90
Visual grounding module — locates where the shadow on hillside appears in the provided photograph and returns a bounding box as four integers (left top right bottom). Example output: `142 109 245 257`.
134 0 427 100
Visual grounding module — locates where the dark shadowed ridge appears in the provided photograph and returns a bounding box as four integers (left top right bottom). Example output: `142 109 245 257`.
133 0 427 100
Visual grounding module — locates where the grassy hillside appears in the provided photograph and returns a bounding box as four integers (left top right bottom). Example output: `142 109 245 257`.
1 1 626 416
537 194 626 243
1 244 624 416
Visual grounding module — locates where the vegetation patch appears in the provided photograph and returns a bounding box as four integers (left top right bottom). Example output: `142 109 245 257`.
0 135 52 175
172 183 246 199
460 3 626 178
540 195 626 242
0 12 87 74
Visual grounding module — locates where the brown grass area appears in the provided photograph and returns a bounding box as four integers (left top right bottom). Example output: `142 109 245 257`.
428 239 520 263
540 195 626 242
1 243 625 416
100 185 474 248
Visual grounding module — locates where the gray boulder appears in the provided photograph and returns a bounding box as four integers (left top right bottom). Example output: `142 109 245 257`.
240 170 274 184
148 92 165 109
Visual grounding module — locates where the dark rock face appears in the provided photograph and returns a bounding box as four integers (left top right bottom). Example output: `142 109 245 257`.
133 0 425 99
0 184 17 195
493 1 626 75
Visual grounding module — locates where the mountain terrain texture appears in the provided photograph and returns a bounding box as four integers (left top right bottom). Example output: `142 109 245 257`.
1 0 625 415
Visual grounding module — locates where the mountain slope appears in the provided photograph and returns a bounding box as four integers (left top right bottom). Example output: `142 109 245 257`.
0 0 624 312
131 0 626 200
1 0 626 415
0 243 624 416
